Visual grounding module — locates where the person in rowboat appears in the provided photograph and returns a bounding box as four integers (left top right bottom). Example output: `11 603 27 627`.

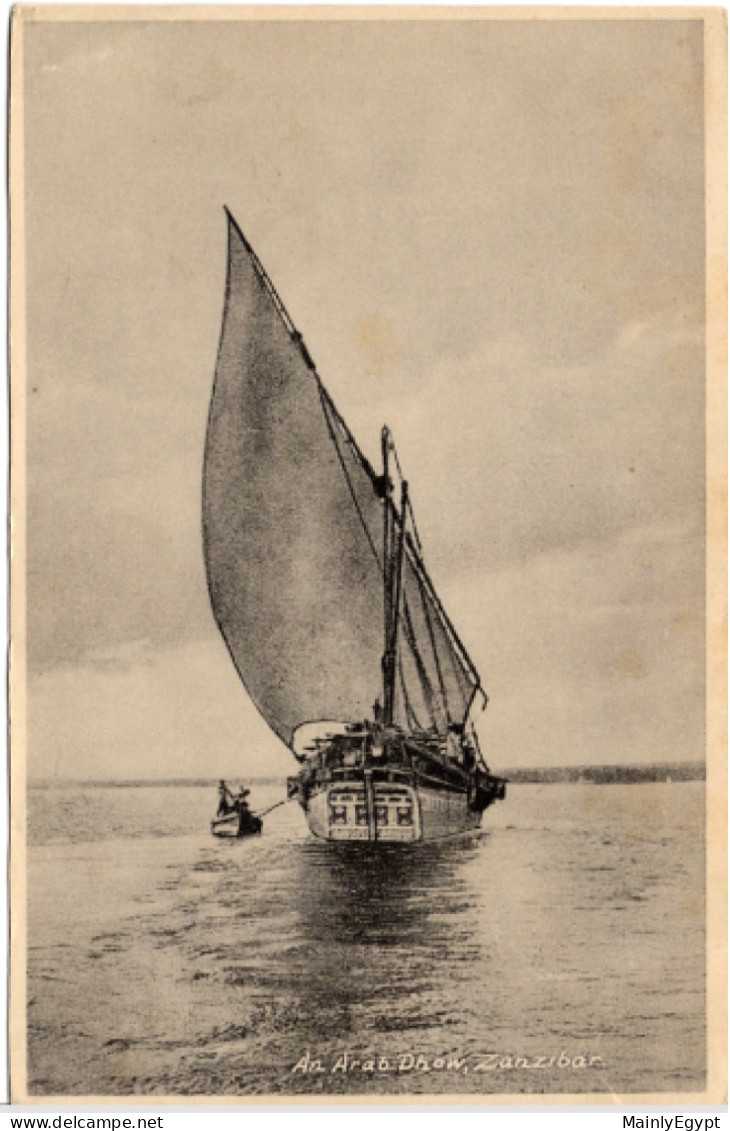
217 780 235 816
233 787 252 818
233 788 261 836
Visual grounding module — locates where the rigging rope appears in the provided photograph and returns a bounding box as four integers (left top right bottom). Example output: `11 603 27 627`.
316 384 384 576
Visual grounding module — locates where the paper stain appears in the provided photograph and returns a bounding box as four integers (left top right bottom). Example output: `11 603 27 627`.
349 312 401 377
615 648 647 680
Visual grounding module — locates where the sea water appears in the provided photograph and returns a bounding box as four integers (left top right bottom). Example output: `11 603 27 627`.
25 781 705 1097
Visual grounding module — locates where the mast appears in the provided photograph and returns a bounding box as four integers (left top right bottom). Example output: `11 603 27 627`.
383 477 409 727
381 427 393 722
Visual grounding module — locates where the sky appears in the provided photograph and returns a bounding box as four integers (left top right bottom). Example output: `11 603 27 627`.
19 13 707 779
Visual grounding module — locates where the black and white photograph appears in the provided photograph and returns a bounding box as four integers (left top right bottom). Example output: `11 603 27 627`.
10 7 725 1103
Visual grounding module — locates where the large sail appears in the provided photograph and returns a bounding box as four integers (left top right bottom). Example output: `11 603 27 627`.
203 212 482 752
203 213 385 746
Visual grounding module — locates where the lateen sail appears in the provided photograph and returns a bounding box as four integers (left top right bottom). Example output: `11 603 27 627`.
203 212 483 753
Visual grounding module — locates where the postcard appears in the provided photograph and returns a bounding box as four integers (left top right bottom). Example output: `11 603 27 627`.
9 6 727 1105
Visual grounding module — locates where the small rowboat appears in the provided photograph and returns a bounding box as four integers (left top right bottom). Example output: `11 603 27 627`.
210 810 263 838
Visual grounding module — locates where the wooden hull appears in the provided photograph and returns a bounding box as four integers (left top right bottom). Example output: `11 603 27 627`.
303 778 484 843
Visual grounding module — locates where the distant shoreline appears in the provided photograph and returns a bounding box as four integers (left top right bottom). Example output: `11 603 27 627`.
500 762 705 784
28 762 706 788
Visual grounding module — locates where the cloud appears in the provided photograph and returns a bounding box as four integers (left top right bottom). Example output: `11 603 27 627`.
28 639 291 782
446 518 704 768
26 512 704 780
344 306 704 587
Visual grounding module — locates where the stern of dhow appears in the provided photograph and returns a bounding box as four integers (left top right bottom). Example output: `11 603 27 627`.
287 720 505 844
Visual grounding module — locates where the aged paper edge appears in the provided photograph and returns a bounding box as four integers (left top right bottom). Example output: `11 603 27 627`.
8 3 728 1107
7 4 730 20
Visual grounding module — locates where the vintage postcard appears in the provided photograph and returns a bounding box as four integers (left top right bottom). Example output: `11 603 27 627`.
9 6 727 1105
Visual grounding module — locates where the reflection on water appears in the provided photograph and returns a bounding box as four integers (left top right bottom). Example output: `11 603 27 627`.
26 783 706 1097
294 835 485 947
281 835 491 1052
